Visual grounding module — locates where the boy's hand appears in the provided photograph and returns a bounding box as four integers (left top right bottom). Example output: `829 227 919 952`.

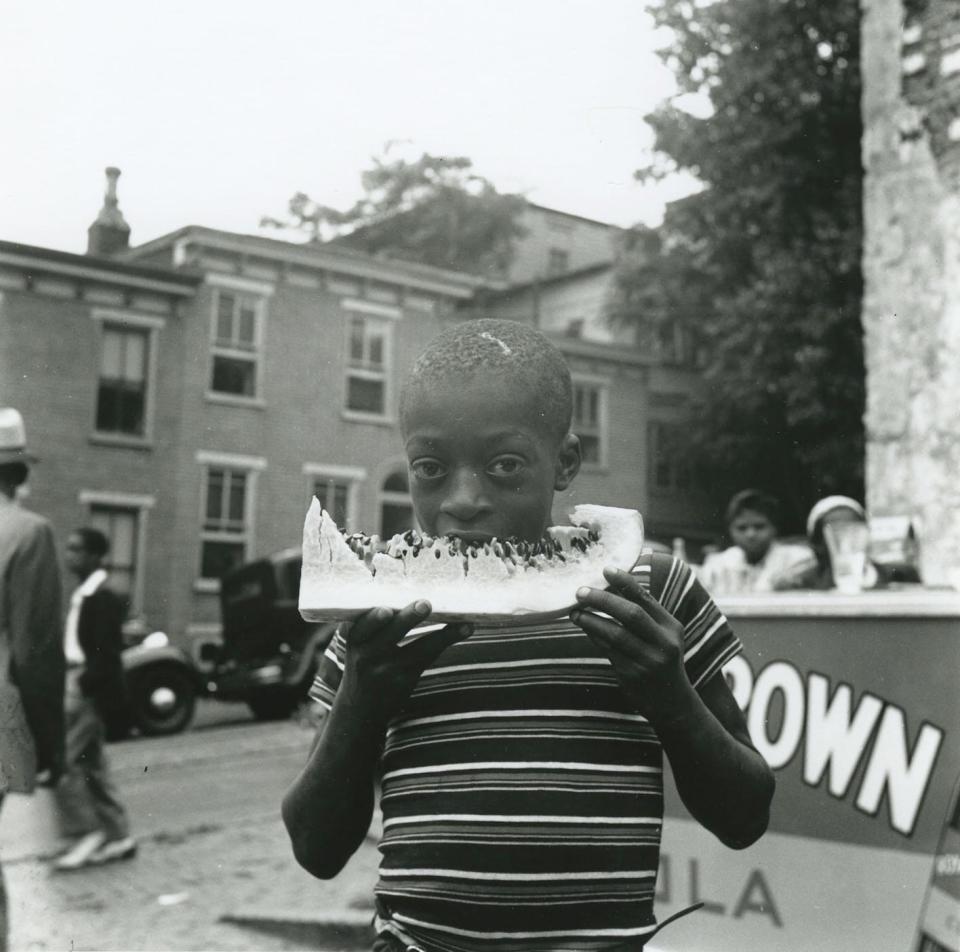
339 601 471 725
570 567 695 725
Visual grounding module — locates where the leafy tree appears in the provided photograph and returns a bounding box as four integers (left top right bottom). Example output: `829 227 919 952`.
611 0 864 531
262 151 527 278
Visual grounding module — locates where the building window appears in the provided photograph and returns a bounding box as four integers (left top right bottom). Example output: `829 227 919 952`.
572 379 608 467
78 490 154 623
380 470 414 538
96 325 149 437
648 421 692 494
200 466 249 580
88 505 138 615
345 314 391 417
210 289 263 398
304 464 365 531
547 248 570 277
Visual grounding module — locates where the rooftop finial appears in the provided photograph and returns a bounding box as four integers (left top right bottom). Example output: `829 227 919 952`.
86 166 131 256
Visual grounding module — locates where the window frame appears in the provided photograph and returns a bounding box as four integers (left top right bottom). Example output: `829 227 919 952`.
89 309 163 448
195 450 267 591
302 463 366 532
341 298 400 424
77 490 155 622
570 374 610 471
205 274 272 407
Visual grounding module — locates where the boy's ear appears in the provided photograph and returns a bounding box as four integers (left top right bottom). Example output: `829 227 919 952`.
554 433 581 491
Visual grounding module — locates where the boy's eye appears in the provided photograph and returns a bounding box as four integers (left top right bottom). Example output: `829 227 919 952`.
487 455 525 478
411 458 447 480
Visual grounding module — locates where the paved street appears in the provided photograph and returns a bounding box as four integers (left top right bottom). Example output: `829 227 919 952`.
1 702 380 951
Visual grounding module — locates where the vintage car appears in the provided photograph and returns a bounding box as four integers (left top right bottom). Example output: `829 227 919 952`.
117 548 336 737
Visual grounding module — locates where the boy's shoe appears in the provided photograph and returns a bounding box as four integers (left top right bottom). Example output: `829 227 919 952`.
51 830 107 871
89 836 137 864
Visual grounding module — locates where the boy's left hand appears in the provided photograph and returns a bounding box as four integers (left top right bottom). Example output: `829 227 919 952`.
571 566 695 724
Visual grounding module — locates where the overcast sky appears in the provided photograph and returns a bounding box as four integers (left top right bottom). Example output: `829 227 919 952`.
0 0 695 254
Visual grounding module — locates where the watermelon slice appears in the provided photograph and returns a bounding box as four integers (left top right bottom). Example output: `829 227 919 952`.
298 499 644 624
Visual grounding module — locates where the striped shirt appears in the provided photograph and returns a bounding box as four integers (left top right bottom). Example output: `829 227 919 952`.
310 553 741 952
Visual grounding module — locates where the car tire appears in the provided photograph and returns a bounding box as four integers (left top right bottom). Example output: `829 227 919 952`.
127 664 197 736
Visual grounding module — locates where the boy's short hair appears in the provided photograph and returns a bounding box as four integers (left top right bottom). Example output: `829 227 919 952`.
73 527 110 559
400 319 573 440
724 489 781 530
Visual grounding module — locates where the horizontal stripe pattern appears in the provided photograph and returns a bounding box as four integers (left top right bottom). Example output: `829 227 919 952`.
310 552 740 951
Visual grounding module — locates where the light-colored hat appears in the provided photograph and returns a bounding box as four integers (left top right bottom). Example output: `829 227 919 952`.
806 495 865 538
0 408 38 465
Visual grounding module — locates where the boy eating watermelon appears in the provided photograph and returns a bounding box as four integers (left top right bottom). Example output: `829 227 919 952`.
282 319 774 951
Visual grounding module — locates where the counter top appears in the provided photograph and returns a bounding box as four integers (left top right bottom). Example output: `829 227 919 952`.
716 587 960 618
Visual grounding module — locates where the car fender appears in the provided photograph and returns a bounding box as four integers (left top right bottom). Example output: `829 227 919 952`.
122 643 203 689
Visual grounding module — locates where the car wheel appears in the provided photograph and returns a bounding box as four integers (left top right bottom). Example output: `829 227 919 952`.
247 693 299 721
127 665 197 736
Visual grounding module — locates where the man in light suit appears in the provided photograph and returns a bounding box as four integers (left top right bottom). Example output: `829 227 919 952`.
0 408 66 950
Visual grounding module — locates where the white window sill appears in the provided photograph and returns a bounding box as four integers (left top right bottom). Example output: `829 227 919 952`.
205 392 266 409
341 410 396 426
89 432 153 450
193 578 221 594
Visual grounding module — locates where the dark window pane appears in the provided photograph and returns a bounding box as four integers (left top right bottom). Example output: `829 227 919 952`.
349 317 365 363
96 382 145 436
118 385 145 436
580 434 600 464
211 355 256 396
238 305 256 346
381 503 414 539
206 470 224 524
347 374 384 413
96 383 120 432
201 540 246 580
227 472 247 525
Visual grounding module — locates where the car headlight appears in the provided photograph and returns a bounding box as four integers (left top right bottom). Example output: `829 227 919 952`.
141 631 170 649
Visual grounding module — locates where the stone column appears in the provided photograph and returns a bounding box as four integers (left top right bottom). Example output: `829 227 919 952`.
861 0 960 586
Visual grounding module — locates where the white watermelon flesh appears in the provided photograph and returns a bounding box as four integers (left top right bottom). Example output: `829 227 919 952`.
298 499 644 624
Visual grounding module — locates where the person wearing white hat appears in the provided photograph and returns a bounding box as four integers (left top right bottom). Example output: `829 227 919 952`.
0 408 66 949
777 495 877 590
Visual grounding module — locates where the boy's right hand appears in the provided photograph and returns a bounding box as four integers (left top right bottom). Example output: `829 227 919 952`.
339 600 471 725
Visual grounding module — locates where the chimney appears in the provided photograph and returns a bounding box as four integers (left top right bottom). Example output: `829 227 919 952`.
86 167 131 256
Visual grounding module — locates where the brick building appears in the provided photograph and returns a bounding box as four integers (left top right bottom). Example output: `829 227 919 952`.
0 175 713 650
504 202 622 284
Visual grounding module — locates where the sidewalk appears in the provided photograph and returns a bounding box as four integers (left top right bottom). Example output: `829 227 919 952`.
2 712 381 951
6 810 380 951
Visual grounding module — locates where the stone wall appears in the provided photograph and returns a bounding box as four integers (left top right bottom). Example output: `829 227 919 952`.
861 0 960 585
